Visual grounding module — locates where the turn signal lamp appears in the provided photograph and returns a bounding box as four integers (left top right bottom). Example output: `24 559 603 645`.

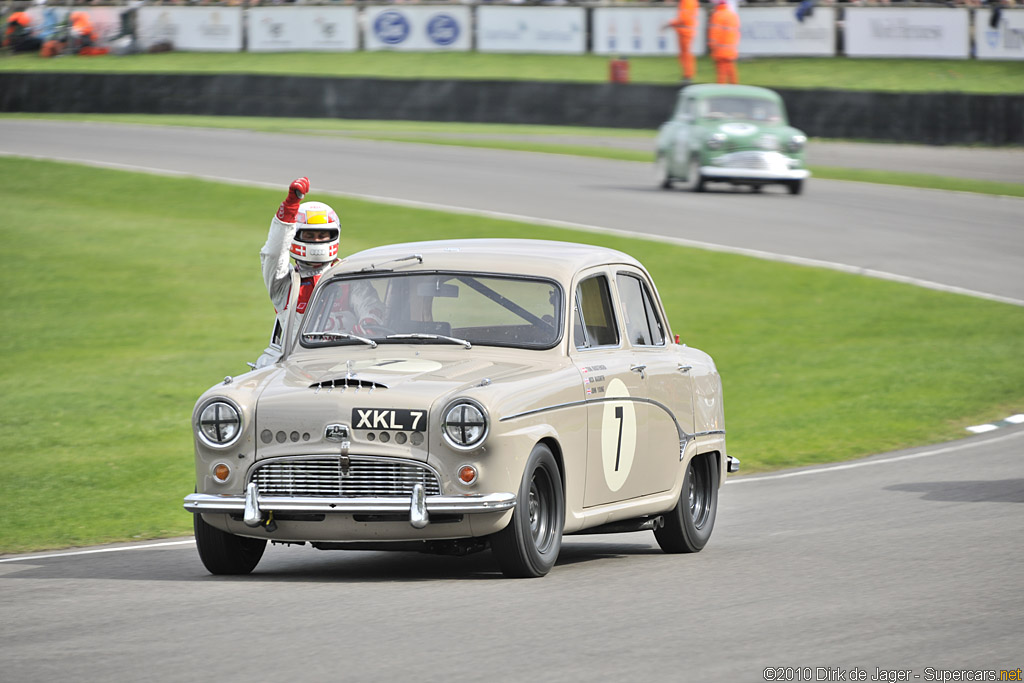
213 463 231 483
458 465 478 485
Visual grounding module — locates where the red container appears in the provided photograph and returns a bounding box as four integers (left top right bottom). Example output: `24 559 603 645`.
609 58 630 84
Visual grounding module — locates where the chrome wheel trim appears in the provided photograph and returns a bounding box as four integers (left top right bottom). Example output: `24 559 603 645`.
688 460 711 530
529 467 555 552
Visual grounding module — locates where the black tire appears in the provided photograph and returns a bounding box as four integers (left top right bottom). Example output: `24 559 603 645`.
654 453 719 553
194 513 267 575
655 153 673 190
491 444 564 578
788 179 804 195
678 156 706 193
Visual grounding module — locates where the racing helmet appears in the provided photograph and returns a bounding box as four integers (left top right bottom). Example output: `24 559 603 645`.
290 201 340 265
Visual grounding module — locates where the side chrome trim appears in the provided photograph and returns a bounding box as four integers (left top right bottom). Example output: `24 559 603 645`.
500 397 725 460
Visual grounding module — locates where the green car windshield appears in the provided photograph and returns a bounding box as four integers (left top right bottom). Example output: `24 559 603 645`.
300 272 563 350
699 97 782 123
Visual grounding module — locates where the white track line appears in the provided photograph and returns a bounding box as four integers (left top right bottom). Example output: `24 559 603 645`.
727 428 1024 484
3 151 1022 308
0 540 194 564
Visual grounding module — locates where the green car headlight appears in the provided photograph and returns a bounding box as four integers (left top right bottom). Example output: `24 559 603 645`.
707 132 728 150
786 134 807 153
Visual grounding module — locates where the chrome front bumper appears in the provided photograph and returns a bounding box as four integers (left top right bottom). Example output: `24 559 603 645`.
703 151 810 181
184 483 517 530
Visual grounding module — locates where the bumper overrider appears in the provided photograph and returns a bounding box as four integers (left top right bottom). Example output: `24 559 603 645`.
183 484 517 530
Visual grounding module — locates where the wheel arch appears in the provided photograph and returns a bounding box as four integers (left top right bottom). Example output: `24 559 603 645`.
537 436 567 497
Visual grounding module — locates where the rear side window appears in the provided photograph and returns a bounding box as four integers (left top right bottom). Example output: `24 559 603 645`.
616 273 666 347
574 275 619 349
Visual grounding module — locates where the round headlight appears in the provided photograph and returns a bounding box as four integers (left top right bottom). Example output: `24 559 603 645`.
442 400 488 450
196 399 242 448
706 132 727 150
787 134 807 153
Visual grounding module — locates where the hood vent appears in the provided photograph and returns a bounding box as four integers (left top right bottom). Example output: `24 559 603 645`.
310 378 389 392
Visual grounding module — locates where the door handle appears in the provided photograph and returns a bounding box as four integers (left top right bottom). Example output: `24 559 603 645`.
678 364 692 373
630 364 647 379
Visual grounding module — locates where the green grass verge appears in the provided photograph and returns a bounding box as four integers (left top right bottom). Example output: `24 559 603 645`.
2 157 1022 553
6 113 1023 197
1 52 1022 93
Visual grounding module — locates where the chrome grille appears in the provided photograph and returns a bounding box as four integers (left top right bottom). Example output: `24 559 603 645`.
723 151 772 169
718 151 791 172
251 456 441 497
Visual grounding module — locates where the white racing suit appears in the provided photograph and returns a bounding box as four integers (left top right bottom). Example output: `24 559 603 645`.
254 215 384 368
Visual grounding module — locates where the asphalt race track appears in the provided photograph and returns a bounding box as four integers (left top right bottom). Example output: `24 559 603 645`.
1 120 1023 303
1 120 1023 682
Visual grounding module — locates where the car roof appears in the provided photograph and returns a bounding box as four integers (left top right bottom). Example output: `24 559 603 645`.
680 84 782 101
329 238 645 281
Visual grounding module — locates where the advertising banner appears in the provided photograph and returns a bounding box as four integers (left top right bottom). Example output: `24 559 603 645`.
975 9 1024 61
477 6 586 54
592 7 706 57
137 6 243 52
363 5 471 52
248 7 357 53
738 6 835 57
844 7 969 58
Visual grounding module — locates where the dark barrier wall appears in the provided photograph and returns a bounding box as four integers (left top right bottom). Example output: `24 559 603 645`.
1 72 1021 145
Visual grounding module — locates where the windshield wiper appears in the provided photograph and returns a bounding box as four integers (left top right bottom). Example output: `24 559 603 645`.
385 333 472 349
361 254 423 273
302 331 377 348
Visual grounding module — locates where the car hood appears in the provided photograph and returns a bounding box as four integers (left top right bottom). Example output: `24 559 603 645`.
251 351 557 461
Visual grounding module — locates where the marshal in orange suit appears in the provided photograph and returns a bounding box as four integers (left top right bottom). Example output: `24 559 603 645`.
663 0 699 84
707 0 740 85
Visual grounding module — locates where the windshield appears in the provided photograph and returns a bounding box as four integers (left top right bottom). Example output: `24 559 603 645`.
300 272 563 350
699 97 782 123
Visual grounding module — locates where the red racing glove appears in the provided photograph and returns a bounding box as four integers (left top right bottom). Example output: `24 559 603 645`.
276 177 309 223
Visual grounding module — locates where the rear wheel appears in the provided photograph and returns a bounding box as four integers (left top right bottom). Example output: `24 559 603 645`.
491 443 564 578
654 453 719 553
194 513 266 575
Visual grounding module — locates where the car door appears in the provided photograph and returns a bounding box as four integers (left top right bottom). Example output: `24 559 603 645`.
571 269 651 508
614 269 691 497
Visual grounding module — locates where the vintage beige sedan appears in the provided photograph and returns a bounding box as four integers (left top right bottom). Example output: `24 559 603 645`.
184 239 734 578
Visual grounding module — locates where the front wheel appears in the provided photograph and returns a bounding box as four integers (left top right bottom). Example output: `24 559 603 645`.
194 513 267 575
654 453 719 553
655 153 673 190
491 443 564 578
678 156 706 193
787 179 804 195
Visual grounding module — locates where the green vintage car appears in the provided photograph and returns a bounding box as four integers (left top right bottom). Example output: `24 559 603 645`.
655 84 810 195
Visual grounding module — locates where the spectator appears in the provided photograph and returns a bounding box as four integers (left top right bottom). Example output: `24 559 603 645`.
708 0 741 85
3 10 42 52
662 0 699 84
69 11 97 51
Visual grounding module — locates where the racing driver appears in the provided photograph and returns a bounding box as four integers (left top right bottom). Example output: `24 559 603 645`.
256 177 384 366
